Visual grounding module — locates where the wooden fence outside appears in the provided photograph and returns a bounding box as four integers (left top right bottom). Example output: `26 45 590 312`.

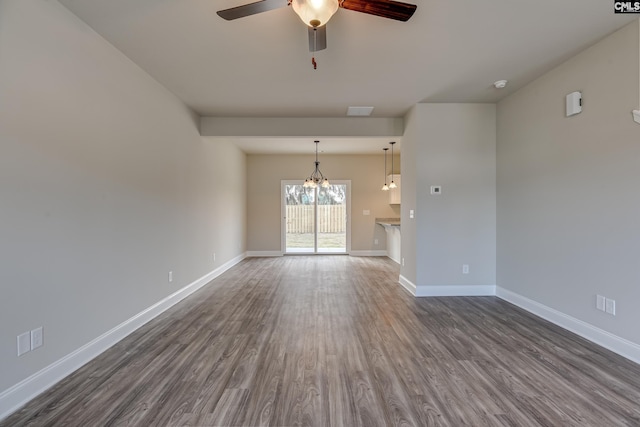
286 205 346 233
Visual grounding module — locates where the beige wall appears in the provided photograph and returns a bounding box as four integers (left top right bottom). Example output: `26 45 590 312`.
0 0 246 395
247 154 400 253
497 20 640 345
402 104 497 292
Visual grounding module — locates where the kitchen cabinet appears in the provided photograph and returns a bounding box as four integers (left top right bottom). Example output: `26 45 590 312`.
388 174 401 205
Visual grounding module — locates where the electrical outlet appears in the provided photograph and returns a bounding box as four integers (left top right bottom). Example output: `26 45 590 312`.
605 298 616 315
374 239 379 245
402 257 405 267
596 295 605 311
462 264 469 274
17 332 30 356
31 327 43 350
409 210 414 219
168 271 173 283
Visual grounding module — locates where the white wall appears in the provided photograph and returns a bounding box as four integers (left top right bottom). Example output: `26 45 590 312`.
497 20 640 347
402 104 497 295
0 0 246 403
400 107 419 284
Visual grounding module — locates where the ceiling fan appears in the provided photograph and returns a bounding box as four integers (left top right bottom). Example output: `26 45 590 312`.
217 0 417 68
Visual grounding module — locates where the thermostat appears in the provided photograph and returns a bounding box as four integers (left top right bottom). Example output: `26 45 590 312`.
430 185 442 195
566 91 582 117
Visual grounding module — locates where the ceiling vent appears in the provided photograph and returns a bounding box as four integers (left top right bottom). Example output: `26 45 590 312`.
347 106 374 116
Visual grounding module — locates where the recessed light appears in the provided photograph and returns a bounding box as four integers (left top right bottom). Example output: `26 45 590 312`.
347 106 374 116
494 80 508 89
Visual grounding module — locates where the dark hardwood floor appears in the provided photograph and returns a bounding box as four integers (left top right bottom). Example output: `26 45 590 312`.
3 256 640 426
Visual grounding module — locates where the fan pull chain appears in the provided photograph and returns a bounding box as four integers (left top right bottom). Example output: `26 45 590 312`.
312 27 318 70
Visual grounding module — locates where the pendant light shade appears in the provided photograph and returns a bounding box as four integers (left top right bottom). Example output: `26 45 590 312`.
304 140 330 188
381 148 389 191
291 0 339 28
389 141 397 189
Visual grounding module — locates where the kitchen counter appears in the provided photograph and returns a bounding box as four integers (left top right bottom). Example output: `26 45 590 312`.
375 218 401 264
375 217 401 227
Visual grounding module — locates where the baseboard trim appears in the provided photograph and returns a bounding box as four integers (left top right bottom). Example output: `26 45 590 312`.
0 253 246 422
398 275 417 296
415 284 496 297
496 287 640 365
246 251 283 257
349 250 388 257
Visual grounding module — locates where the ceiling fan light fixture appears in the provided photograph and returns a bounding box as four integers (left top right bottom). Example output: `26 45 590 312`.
291 0 339 27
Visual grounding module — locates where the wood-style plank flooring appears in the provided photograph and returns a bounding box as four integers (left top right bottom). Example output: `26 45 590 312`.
3 256 640 426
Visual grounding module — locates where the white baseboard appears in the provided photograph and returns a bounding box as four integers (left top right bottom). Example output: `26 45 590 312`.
496 287 640 365
415 284 496 297
349 250 388 257
246 251 283 257
0 253 246 422
399 275 417 296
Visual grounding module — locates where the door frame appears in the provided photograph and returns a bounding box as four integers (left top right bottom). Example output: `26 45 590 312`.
281 180 351 255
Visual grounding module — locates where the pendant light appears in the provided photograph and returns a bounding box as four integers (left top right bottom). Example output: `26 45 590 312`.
304 140 330 189
389 141 397 189
381 147 389 191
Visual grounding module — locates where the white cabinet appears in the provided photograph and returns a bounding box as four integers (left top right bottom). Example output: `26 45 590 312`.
388 174 401 204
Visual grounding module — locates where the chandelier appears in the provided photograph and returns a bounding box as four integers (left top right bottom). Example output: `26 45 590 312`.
304 140 330 188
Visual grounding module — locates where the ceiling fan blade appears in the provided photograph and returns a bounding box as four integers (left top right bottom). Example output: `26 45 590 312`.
217 0 288 21
340 0 416 22
308 25 327 52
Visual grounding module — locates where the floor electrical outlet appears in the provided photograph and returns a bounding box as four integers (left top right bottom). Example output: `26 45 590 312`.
605 298 616 315
31 327 43 350
17 332 30 356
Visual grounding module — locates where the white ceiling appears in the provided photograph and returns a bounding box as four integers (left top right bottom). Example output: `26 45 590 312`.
206 136 401 154
58 0 635 153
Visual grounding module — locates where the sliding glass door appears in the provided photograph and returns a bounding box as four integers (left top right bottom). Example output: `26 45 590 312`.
282 181 350 254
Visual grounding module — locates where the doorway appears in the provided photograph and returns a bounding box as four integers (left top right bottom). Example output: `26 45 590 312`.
282 180 351 254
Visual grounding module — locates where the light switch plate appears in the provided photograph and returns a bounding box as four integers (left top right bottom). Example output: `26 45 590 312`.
363 210 370 216
596 295 605 311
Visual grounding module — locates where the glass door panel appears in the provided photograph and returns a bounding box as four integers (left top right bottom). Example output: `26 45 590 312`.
317 184 347 253
285 184 315 253
283 181 350 254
